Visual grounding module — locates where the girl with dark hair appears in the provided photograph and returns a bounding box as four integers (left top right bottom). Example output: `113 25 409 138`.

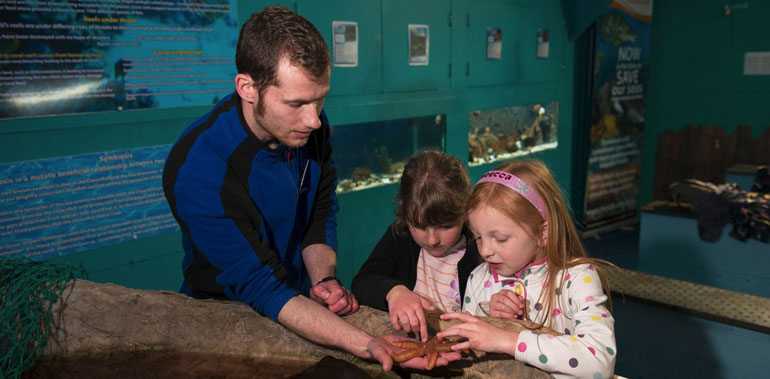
353 150 482 342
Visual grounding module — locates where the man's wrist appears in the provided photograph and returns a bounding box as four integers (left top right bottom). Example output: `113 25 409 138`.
315 275 339 287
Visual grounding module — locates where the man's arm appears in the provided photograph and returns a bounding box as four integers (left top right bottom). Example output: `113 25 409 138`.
301 243 336 285
278 295 462 371
278 295 371 357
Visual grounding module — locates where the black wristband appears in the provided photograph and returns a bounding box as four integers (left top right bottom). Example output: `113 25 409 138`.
315 276 339 286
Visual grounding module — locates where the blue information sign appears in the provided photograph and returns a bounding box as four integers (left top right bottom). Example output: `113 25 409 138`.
0 0 238 119
0 145 178 259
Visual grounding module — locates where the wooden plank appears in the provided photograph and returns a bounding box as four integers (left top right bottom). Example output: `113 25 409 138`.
606 266 770 334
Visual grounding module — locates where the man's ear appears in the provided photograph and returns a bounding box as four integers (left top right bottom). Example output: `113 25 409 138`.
235 74 257 104
539 221 548 247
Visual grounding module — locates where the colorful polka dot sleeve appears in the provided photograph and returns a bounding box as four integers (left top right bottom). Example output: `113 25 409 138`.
463 262 616 378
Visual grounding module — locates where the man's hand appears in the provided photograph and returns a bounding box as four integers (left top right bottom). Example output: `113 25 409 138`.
385 285 436 342
489 289 524 319
366 335 461 371
310 279 359 316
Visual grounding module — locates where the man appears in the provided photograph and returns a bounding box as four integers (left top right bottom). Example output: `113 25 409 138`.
162 5 457 371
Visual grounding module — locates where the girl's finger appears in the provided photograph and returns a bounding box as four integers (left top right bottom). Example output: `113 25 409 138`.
437 323 475 339
420 296 436 311
440 311 477 323
401 314 414 334
436 329 458 339
390 312 401 330
450 340 473 351
416 308 428 342
490 305 517 319
496 296 521 314
407 312 420 339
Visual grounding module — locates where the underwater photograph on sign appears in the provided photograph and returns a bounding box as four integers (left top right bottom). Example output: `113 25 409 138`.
0 0 238 119
468 102 558 167
331 115 446 193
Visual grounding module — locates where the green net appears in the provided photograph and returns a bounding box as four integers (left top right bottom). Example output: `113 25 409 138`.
0 257 87 379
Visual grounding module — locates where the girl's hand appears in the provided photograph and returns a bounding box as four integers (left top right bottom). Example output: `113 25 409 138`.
489 289 524 319
437 312 519 355
386 285 436 342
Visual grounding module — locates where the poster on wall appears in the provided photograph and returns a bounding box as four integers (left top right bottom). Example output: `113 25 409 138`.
536 29 550 59
408 24 429 66
468 102 559 167
332 21 358 67
486 27 502 60
582 0 652 232
0 0 238 119
0 145 179 260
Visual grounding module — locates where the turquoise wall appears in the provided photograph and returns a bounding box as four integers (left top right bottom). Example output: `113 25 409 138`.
613 295 770 379
0 0 575 290
639 0 770 206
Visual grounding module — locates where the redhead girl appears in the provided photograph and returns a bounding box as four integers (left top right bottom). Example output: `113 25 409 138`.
438 160 616 378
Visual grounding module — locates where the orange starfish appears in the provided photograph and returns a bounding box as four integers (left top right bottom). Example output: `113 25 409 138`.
389 336 456 370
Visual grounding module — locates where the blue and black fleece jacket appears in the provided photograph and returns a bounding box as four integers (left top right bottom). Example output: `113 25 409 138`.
162 91 339 321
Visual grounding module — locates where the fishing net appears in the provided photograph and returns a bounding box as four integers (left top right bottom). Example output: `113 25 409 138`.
0 257 87 379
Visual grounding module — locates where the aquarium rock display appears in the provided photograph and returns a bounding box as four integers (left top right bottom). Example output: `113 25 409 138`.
469 103 559 167
332 115 446 194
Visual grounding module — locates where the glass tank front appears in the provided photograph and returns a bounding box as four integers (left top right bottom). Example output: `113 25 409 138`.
331 114 446 193
468 102 559 166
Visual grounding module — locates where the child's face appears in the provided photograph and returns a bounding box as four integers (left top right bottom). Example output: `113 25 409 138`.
408 222 464 258
468 205 545 277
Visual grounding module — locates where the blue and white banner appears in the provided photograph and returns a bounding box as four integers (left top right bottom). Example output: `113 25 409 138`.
583 0 652 230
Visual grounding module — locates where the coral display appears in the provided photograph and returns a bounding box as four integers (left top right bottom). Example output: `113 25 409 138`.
468 102 559 167
331 115 446 193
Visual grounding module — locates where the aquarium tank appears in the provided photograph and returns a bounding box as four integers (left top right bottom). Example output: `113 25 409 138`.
468 102 559 166
331 114 446 193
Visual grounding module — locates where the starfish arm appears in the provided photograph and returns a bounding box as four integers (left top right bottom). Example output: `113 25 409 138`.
391 347 425 362
425 349 439 370
391 340 423 349
435 342 455 353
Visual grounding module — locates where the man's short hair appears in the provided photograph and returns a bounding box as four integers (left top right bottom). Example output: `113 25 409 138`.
236 5 330 112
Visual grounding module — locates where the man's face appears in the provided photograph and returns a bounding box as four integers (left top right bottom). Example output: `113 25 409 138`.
250 58 330 148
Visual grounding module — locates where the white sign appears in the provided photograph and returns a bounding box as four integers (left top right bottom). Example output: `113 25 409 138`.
408 24 429 66
332 21 358 67
486 27 502 60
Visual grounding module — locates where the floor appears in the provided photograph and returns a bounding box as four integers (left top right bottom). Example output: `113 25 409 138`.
581 222 770 379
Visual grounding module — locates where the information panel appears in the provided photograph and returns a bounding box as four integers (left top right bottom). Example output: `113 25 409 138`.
0 145 178 259
582 0 652 231
0 0 238 119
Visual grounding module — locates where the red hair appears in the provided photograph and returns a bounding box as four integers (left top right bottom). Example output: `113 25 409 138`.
467 159 612 327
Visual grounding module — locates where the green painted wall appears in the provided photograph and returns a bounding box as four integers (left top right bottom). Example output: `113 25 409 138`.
0 0 575 290
639 0 770 206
